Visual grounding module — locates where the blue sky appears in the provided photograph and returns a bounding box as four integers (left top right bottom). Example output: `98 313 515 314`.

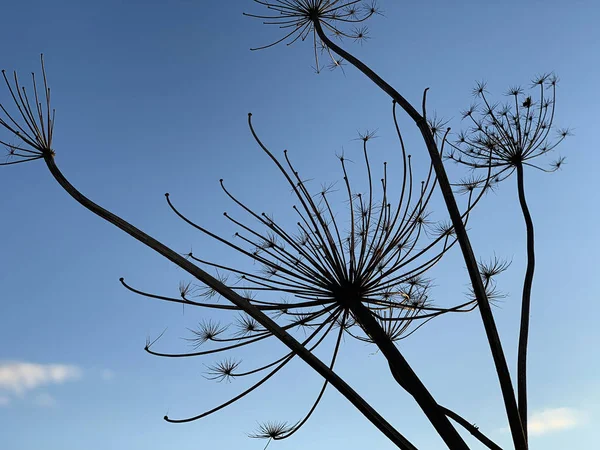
0 1 599 449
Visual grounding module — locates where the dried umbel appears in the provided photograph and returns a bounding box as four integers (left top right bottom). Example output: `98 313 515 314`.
0 55 54 165
447 74 570 184
121 104 495 440
245 0 382 72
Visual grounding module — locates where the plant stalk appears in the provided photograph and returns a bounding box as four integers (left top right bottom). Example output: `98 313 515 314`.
311 17 526 449
347 297 470 449
516 162 535 443
42 152 417 450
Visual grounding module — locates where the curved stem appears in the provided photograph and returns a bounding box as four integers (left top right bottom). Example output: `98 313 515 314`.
311 17 526 450
516 162 535 443
42 152 416 450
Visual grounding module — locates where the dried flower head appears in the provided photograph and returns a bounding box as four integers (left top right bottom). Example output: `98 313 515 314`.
204 358 242 383
245 1 382 72
464 256 511 307
250 421 295 449
0 55 54 165
447 74 570 187
184 319 229 348
120 103 487 439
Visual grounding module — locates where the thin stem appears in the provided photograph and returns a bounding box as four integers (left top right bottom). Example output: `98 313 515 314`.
441 406 503 450
516 162 535 444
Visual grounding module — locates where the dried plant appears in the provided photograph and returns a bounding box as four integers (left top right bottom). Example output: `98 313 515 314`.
121 107 490 440
245 1 561 448
0 59 54 165
0 55 494 450
1 3 573 450
249 421 295 450
448 74 569 181
244 0 382 72
0 56 418 448
447 75 570 440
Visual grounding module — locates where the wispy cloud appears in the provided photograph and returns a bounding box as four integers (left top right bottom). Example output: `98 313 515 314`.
529 407 586 436
0 395 10 407
0 362 82 395
33 392 57 407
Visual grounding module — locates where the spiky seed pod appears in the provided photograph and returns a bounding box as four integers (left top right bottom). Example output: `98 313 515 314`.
204 358 242 383
185 320 229 348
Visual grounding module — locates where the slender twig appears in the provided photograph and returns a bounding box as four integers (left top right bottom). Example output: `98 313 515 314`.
441 406 503 450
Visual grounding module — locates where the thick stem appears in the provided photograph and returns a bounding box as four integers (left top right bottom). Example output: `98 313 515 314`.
440 406 503 450
311 18 526 449
348 298 469 450
42 153 417 450
516 162 535 443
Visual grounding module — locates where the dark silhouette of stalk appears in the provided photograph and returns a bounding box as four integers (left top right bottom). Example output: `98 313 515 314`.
42 151 417 450
246 1 522 445
516 162 534 442
2 57 488 448
0 56 418 449
4 3 570 447
346 296 469 449
440 406 503 450
309 16 526 450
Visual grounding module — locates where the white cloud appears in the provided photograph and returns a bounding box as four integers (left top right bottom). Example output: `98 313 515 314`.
101 369 115 381
529 407 585 436
0 395 10 407
0 362 82 395
33 392 57 407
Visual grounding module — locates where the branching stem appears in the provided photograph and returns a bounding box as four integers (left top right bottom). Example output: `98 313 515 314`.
42 151 417 450
311 16 526 450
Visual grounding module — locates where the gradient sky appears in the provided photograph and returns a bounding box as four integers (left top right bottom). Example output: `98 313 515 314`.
1 1 599 449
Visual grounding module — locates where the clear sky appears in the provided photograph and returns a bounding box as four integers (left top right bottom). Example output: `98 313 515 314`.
0 1 598 449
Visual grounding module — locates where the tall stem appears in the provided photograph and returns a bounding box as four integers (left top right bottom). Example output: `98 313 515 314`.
311 17 526 449
516 162 535 443
42 153 417 450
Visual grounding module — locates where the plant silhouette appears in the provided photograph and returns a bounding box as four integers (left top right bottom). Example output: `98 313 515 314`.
0 2 571 449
